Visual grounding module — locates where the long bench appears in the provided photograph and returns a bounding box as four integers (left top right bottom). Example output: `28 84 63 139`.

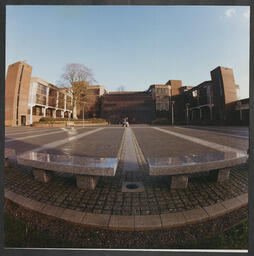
17 151 118 190
147 151 248 190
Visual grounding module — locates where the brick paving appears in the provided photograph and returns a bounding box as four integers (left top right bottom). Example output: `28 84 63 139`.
4 125 248 217
4 161 248 216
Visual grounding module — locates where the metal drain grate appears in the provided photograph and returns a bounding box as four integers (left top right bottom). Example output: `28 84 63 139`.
122 182 145 193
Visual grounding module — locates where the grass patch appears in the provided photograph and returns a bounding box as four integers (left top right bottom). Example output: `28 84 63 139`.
4 212 76 248
178 220 248 249
4 212 248 249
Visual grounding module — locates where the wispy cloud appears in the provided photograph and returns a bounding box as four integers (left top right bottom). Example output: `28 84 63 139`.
225 8 236 18
243 9 250 19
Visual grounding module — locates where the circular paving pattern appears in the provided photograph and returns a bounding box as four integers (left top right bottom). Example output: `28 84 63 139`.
4 161 248 216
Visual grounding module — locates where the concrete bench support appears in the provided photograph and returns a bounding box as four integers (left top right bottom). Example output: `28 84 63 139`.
171 175 189 190
209 168 230 183
76 175 99 190
33 169 52 183
148 151 247 190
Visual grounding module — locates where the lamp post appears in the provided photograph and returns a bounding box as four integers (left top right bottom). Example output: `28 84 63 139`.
186 103 190 125
171 101 175 125
237 101 242 122
83 103 85 127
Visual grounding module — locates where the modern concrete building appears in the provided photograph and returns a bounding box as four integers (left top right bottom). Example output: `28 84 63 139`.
5 61 247 126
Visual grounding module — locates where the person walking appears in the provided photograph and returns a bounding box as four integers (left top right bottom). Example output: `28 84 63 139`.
122 117 127 127
126 117 129 127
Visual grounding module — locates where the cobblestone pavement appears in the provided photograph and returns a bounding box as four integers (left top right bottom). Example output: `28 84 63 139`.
4 125 248 216
4 162 248 216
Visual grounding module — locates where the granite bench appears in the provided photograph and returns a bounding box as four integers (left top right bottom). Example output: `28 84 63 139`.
4 148 16 167
17 151 118 190
147 151 248 190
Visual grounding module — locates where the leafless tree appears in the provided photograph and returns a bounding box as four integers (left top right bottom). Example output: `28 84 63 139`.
60 63 96 119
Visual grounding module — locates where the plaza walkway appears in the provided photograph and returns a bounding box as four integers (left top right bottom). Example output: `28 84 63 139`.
4 125 248 231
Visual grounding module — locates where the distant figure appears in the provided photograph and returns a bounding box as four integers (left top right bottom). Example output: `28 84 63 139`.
126 117 129 127
122 117 129 127
122 118 127 127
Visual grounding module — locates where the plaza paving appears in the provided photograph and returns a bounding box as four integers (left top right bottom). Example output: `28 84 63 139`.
4 125 248 229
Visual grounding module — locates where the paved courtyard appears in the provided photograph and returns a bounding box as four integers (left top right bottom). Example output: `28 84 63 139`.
4 125 248 217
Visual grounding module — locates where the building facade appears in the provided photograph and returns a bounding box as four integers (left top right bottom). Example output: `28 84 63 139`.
5 61 106 126
5 61 247 126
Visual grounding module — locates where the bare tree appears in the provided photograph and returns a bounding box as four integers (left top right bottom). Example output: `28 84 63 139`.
60 63 96 119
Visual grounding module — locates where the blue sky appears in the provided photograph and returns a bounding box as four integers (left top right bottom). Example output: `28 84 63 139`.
6 5 250 99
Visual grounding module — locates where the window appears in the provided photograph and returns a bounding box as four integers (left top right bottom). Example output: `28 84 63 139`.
35 94 46 105
192 90 198 98
37 83 47 95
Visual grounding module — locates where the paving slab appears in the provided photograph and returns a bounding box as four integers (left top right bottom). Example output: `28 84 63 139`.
135 215 162 230
82 213 111 229
108 215 135 231
221 198 242 212
236 193 248 204
60 208 86 224
204 203 227 218
5 127 100 155
5 191 46 212
182 207 209 224
153 127 246 154
132 127 219 158
160 212 186 228
47 127 124 157
40 204 65 218
164 126 248 152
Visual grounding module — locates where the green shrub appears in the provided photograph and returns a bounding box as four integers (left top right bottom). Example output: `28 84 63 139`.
39 117 78 122
36 117 107 124
152 118 170 125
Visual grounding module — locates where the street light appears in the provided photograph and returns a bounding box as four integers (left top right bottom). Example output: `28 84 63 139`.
237 101 242 122
171 101 175 125
83 103 85 127
186 103 190 125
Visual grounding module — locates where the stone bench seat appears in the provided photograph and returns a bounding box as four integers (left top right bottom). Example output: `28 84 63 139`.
147 151 248 190
4 148 16 167
17 151 118 190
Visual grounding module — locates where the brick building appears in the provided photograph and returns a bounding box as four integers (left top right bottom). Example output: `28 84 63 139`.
101 91 155 124
183 67 241 125
5 61 247 126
